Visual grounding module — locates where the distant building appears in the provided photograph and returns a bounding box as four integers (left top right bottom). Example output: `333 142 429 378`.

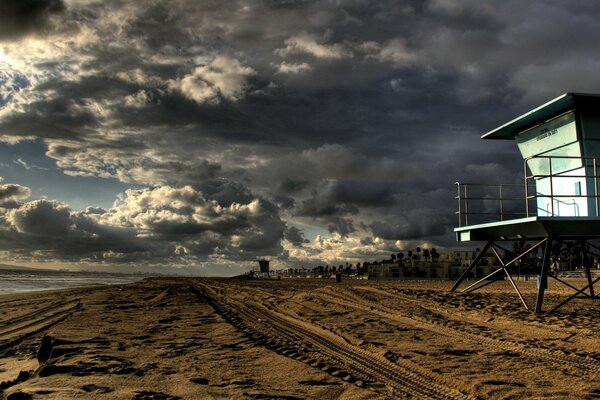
368 260 450 280
367 250 497 280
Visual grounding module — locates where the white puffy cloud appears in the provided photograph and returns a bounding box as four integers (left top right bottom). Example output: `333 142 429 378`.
276 32 350 59
124 90 153 108
284 233 407 265
0 183 285 266
275 62 313 74
46 141 221 185
0 62 29 106
168 56 256 104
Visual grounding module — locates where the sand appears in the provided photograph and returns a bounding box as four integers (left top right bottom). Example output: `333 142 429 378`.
0 277 599 399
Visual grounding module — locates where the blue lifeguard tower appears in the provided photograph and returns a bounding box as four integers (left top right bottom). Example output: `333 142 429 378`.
452 93 600 312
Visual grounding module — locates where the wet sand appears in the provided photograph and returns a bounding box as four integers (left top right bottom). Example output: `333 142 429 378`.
0 277 599 399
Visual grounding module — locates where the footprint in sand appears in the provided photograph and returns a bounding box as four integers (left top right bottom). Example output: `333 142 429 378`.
6 391 34 400
189 377 209 385
81 384 113 393
132 390 181 400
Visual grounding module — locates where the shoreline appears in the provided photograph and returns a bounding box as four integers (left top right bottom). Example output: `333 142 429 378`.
0 269 147 296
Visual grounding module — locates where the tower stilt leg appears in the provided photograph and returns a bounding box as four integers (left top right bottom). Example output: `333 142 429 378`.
535 238 553 313
583 242 596 298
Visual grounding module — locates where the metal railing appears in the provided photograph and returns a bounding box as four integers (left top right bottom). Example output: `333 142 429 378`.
455 155 600 227
455 182 528 227
524 155 600 218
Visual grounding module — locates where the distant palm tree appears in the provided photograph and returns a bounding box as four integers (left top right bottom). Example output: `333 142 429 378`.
431 248 439 262
423 249 430 262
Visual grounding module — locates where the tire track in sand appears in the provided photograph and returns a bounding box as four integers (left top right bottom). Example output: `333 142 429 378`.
194 283 474 400
0 300 81 352
315 287 600 375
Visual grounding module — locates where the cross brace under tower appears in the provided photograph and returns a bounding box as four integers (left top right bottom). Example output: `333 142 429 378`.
450 237 599 313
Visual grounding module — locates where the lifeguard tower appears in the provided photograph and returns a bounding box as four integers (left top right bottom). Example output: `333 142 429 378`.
452 93 600 312
255 259 270 278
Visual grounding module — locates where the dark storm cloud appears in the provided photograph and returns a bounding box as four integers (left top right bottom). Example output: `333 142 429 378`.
293 178 396 234
2 0 600 266
370 209 451 242
327 217 355 236
284 225 309 246
0 0 65 40
8 199 72 236
0 199 154 260
0 182 31 202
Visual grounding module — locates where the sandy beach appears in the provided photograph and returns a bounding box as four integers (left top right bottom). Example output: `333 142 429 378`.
1 277 599 399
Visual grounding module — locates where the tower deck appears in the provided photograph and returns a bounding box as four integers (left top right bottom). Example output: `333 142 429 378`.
455 216 600 242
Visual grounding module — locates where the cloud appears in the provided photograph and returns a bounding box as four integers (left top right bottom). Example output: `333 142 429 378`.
168 56 256 104
0 182 31 202
284 233 406 266
284 225 309 246
294 178 394 222
0 182 286 266
101 185 285 258
364 38 417 65
14 157 47 171
7 199 71 236
45 141 221 185
2 0 600 270
370 207 451 242
276 32 350 59
0 0 65 40
275 62 312 74
326 217 355 236
0 63 30 107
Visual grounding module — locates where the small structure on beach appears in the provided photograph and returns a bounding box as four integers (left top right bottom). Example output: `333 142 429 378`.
453 93 600 313
258 259 270 273
252 259 270 278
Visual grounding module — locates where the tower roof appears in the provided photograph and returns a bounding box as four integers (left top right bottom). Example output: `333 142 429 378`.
482 93 600 140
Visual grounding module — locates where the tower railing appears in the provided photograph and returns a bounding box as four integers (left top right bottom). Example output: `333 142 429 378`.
455 155 600 227
454 182 527 227
523 155 600 218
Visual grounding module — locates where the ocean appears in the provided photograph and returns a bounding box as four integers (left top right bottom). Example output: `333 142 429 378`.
0 269 145 295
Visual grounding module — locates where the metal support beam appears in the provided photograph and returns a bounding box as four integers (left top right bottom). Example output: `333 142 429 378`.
503 268 529 310
583 240 600 254
535 238 553 313
450 241 492 292
460 276 497 292
461 266 505 294
584 266 595 298
549 275 591 298
502 238 548 269
582 242 596 298
550 276 600 313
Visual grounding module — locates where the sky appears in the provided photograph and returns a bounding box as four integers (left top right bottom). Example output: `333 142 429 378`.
1 0 600 275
